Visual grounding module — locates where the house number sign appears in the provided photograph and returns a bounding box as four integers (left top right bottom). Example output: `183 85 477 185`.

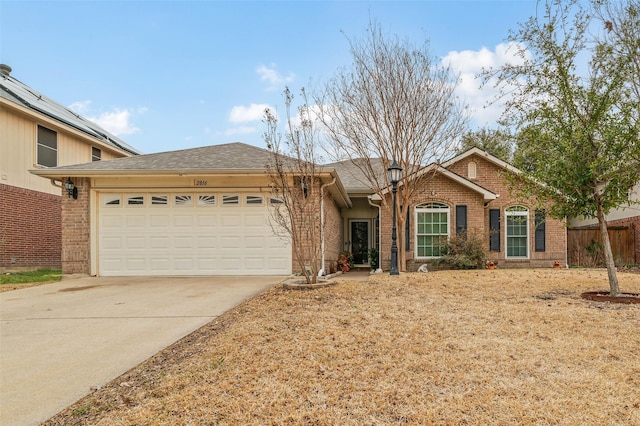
193 179 210 187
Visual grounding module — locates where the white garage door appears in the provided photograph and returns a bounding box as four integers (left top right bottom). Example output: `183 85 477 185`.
98 192 291 276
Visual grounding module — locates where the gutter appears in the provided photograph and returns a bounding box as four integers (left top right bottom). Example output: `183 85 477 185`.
318 177 337 277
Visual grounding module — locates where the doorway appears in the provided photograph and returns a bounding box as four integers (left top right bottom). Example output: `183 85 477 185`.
350 220 370 265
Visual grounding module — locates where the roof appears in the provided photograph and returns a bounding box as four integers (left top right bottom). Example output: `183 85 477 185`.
32 142 278 174
0 65 141 156
441 147 521 174
30 142 353 207
324 158 387 194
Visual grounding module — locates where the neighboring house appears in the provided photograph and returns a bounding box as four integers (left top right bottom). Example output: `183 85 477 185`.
0 64 140 270
31 143 568 276
568 182 640 264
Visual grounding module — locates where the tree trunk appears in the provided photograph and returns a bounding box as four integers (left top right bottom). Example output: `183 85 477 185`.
596 199 620 296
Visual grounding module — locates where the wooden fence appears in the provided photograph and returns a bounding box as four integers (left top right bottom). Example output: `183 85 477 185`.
567 226 635 267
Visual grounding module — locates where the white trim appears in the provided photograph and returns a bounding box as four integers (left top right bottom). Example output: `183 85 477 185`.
505 205 529 259
415 202 450 259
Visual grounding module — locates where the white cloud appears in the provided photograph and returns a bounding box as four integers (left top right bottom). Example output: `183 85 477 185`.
441 42 530 127
229 103 271 123
256 64 295 90
68 101 143 136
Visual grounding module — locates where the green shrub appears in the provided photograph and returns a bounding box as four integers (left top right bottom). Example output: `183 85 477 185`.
433 232 488 270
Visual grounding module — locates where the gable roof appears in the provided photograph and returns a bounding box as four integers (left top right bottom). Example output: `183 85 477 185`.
30 142 353 207
372 162 498 202
441 147 521 174
0 65 141 156
31 142 277 175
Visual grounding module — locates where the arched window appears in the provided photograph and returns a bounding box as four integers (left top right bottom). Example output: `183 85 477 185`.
415 203 450 258
468 161 477 179
506 206 529 258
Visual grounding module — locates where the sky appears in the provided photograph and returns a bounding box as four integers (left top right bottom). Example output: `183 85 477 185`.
1 0 541 155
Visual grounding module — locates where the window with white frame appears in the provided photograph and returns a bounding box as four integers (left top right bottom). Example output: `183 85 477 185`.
415 202 450 258
506 206 529 258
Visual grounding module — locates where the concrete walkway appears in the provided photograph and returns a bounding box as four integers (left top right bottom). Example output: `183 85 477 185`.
0 275 283 426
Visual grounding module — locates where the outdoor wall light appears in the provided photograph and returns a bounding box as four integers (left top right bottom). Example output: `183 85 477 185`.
64 177 78 199
387 160 403 276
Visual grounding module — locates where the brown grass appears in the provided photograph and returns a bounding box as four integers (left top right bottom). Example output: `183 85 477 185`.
45 269 640 425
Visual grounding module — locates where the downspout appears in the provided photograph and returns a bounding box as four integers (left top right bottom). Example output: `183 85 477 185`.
318 177 337 277
50 179 62 189
368 195 383 273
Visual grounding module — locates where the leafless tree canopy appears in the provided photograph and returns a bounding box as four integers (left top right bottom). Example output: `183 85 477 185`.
317 22 467 197
316 22 468 270
264 87 324 284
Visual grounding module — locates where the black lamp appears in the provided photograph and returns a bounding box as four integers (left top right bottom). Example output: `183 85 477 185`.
387 160 402 276
64 177 78 199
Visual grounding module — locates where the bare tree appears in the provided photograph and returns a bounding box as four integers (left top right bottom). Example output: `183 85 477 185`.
316 22 467 271
264 87 324 284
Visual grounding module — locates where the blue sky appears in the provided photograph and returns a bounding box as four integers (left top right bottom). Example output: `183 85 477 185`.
1 0 539 154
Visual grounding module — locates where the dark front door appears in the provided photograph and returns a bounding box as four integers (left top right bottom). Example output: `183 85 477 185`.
350 221 370 265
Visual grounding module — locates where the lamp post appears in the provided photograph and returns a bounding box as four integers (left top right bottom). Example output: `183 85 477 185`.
387 160 402 276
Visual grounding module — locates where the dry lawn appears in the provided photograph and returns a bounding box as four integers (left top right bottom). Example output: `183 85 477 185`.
46 269 640 425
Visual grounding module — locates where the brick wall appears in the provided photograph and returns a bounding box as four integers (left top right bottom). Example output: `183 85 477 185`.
61 177 90 274
379 154 567 271
0 183 62 270
323 191 342 274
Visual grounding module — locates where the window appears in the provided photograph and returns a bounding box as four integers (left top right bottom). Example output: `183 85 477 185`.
222 194 239 205
416 203 450 258
151 195 168 205
127 195 144 206
468 161 477 179
174 194 192 206
37 125 57 167
506 206 529 258
102 194 121 206
198 195 216 206
246 195 263 205
92 147 101 162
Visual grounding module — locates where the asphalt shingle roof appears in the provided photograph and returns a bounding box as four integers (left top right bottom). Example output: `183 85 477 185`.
40 142 282 172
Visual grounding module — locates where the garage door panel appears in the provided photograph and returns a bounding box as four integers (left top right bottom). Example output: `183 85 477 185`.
126 215 146 227
173 215 194 227
150 215 170 227
99 192 291 276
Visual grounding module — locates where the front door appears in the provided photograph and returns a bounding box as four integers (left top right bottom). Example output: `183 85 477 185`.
350 220 370 265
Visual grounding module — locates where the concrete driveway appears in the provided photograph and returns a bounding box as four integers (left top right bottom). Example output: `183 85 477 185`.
0 275 283 426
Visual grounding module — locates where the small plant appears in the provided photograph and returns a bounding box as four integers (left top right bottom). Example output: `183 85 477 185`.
585 239 605 267
368 247 379 270
338 251 354 272
72 404 92 416
433 232 488 270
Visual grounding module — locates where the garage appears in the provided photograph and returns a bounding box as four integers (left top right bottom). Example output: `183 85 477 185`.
97 191 292 276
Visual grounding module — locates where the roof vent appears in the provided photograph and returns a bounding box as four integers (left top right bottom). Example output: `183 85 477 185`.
0 64 11 76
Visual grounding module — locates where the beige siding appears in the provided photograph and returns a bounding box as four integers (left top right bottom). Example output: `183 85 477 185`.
1 102 134 195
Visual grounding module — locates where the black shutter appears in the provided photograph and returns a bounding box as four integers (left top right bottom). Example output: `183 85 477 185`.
489 209 500 251
535 209 546 252
405 205 411 251
456 205 467 235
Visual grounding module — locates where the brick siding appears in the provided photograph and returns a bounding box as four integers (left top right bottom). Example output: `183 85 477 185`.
61 177 91 274
0 183 62 270
379 154 567 271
